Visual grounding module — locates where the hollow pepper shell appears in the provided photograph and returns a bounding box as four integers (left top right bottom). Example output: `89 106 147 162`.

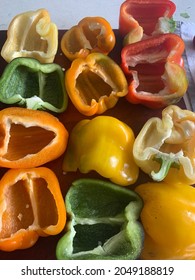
1 9 58 63
133 105 195 184
0 167 66 251
56 178 144 260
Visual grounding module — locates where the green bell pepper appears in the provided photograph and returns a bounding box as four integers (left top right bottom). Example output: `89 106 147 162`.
0 57 68 113
56 178 144 260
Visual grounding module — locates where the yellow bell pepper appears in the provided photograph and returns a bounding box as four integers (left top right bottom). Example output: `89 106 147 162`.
133 105 195 185
1 9 58 63
135 181 195 260
63 116 139 186
65 53 128 116
61 16 116 61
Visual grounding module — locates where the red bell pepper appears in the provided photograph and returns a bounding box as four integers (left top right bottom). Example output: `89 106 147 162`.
119 0 176 39
121 33 188 108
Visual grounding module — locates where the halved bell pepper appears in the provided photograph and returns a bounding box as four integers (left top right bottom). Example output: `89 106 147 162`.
1 9 58 63
133 105 195 185
119 0 176 40
65 53 128 116
56 178 144 260
121 33 188 108
0 57 68 113
135 181 195 260
0 107 68 169
63 116 138 186
0 167 66 251
61 16 116 61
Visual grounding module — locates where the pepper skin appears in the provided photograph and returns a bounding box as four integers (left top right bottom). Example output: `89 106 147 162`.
63 116 139 186
0 167 66 251
61 16 116 61
0 57 68 113
56 178 144 260
135 181 195 260
65 53 128 116
119 0 176 39
0 107 68 169
133 105 195 185
121 33 188 108
1 9 58 63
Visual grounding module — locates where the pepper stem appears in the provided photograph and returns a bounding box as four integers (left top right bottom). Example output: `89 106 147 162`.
151 152 181 181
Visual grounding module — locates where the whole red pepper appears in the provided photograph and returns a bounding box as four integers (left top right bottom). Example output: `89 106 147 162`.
121 33 188 108
119 0 176 38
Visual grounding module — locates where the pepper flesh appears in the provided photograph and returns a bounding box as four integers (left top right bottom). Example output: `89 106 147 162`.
135 181 195 260
121 33 188 108
133 105 195 185
0 167 66 251
0 57 68 113
119 0 176 39
65 53 128 116
0 107 68 169
56 178 144 260
1 9 58 63
63 116 139 186
61 16 116 61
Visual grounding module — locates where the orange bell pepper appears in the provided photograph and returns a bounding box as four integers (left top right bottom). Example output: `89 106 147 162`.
65 53 128 116
1 9 58 63
0 107 68 168
0 167 66 251
61 16 116 61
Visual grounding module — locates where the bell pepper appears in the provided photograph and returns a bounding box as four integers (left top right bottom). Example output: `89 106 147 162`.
119 0 176 40
0 57 68 113
135 181 195 260
63 116 138 186
121 33 188 108
61 16 116 61
56 178 144 260
1 9 58 63
133 105 195 185
0 167 66 252
0 107 68 169
65 53 128 116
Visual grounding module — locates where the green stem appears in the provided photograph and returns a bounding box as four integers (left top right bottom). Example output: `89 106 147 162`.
151 153 180 181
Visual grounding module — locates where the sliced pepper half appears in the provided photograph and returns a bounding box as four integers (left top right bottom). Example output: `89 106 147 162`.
0 57 68 113
121 33 188 108
119 0 176 39
61 16 116 61
65 53 128 116
1 9 58 63
0 107 68 169
56 178 143 260
63 116 139 186
133 105 195 185
0 167 66 251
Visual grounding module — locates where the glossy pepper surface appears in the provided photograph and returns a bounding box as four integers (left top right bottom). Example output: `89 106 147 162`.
0 167 66 251
121 33 188 108
63 116 139 186
119 0 176 40
65 53 128 116
61 16 116 61
1 9 58 63
135 181 195 260
0 57 68 112
56 178 144 260
0 107 68 169
133 105 195 185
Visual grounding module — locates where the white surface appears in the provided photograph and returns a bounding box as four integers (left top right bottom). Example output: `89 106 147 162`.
0 0 195 30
